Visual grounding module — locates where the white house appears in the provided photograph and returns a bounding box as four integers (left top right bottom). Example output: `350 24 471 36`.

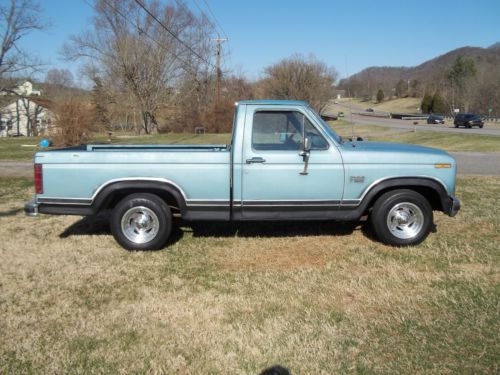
0 98 53 137
0 80 42 96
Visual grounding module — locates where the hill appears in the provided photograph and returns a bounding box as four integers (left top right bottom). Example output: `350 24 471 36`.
339 44 500 97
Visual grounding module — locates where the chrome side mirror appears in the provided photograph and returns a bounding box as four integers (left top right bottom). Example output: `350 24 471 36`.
300 137 311 175
303 137 311 152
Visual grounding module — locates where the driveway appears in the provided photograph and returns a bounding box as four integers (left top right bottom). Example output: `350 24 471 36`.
0 160 33 178
1 154 499 178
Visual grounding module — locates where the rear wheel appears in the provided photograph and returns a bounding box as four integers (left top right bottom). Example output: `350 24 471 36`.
110 193 172 251
370 189 433 246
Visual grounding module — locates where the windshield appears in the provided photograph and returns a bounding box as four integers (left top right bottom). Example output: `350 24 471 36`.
306 106 342 144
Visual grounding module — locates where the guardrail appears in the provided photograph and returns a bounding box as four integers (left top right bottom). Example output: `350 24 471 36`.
354 111 391 118
401 116 428 120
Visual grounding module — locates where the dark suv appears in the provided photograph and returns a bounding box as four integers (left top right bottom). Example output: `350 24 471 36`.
454 113 484 128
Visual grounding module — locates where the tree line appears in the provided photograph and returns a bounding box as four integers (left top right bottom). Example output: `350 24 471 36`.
1 0 339 143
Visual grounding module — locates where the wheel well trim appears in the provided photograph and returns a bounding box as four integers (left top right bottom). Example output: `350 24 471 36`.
91 177 188 202
358 175 448 202
91 178 188 212
357 176 450 212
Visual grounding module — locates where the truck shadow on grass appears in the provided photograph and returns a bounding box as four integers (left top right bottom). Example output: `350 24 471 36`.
188 220 364 238
0 207 24 217
59 211 378 245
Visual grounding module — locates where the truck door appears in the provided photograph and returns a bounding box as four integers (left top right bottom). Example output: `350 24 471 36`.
240 105 344 219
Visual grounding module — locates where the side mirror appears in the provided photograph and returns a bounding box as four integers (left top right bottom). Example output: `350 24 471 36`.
303 137 311 152
300 137 311 175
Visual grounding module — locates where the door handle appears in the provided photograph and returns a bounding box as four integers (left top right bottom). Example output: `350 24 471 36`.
246 157 266 164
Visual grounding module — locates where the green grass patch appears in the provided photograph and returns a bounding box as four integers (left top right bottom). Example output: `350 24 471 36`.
1 124 499 161
0 137 40 160
328 120 500 152
371 131 500 152
97 132 231 145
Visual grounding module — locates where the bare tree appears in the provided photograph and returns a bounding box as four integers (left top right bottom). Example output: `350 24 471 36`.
0 0 46 91
259 54 338 112
45 68 74 87
64 0 214 134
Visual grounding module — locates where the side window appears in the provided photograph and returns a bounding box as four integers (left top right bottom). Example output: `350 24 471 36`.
252 111 328 151
304 117 328 150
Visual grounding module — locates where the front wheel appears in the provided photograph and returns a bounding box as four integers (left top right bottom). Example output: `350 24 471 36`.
370 189 433 246
110 193 172 251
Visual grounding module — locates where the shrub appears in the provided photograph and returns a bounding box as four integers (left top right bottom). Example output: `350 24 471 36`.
431 91 447 114
376 89 385 103
421 93 433 114
52 99 96 146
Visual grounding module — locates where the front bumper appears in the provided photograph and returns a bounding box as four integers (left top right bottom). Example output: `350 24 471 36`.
24 199 38 217
444 196 461 217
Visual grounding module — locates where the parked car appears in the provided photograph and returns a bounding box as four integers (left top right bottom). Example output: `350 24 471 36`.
427 115 445 124
25 100 460 250
366 108 374 112
338 111 344 117
454 113 484 128
321 114 338 121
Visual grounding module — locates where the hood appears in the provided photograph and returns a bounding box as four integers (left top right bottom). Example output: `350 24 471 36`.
340 141 455 165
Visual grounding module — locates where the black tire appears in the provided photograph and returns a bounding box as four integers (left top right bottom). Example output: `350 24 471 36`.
110 193 172 251
370 189 433 246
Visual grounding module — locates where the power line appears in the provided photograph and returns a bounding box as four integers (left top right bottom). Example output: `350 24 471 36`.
190 0 231 78
132 0 214 68
82 0 209 76
199 0 229 41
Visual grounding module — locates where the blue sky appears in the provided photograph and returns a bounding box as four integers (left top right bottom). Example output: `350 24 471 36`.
18 0 500 84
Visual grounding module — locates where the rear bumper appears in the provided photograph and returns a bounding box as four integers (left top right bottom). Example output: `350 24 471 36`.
444 196 461 217
24 199 38 217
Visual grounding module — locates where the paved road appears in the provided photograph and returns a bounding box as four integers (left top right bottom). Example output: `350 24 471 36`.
329 103 500 136
350 114 500 136
0 153 499 178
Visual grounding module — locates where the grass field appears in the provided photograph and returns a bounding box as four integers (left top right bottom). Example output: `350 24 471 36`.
1 124 499 161
338 97 423 114
1 176 499 374
330 121 500 152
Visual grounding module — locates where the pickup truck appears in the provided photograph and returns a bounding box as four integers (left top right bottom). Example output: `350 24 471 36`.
25 100 460 250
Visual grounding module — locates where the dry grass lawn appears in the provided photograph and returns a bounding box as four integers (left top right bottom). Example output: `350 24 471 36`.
0 177 499 374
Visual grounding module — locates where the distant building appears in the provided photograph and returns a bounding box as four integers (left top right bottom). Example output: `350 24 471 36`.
0 98 53 137
332 89 346 100
0 80 42 97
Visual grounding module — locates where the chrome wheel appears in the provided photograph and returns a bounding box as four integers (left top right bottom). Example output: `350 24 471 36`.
121 206 160 244
386 202 424 240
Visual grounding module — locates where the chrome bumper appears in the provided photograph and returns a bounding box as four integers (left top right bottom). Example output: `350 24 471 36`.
24 199 39 217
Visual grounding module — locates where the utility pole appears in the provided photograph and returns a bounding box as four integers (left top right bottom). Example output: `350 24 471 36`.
212 37 227 106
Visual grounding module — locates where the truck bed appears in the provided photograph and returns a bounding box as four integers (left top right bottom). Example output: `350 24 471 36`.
51 143 230 152
35 144 231 203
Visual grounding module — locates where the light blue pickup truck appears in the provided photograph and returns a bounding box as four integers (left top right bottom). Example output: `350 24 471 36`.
25 100 460 250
